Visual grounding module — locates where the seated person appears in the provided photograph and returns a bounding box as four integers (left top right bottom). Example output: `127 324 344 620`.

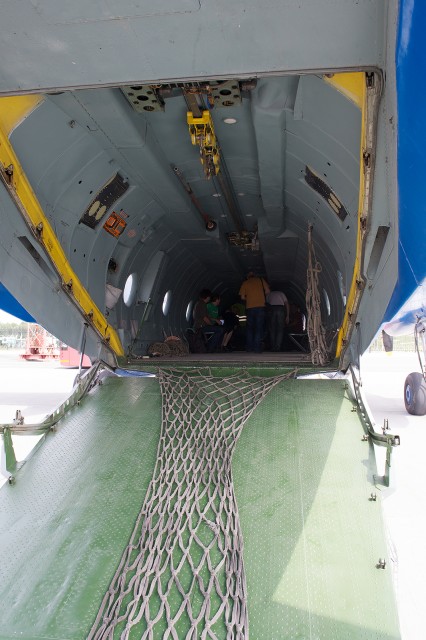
193 289 224 353
222 308 239 351
207 294 221 323
207 295 238 351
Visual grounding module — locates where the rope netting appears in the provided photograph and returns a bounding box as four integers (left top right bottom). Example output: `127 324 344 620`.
306 225 330 367
88 368 291 639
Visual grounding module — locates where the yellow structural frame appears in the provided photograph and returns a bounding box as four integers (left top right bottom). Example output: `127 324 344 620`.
0 96 124 356
325 73 367 358
324 72 364 110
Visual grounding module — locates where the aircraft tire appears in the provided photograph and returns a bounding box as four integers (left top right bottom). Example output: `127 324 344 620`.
404 372 426 415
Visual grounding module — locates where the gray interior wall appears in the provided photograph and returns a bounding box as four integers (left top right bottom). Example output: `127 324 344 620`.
0 183 103 360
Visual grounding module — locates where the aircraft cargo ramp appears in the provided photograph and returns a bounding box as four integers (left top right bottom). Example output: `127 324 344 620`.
0 367 400 639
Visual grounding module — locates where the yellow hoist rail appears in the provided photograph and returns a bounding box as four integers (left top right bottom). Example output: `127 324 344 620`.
187 110 220 178
0 96 124 357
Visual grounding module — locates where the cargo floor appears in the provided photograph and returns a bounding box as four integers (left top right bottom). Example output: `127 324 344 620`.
0 369 399 639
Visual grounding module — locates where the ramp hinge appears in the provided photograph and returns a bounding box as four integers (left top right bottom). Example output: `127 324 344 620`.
13 410 24 425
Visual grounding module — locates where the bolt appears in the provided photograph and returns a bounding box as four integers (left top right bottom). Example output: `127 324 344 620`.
376 558 386 569
5 164 14 183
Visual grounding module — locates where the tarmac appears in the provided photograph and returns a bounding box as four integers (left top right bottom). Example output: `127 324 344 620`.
0 350 77 466
360 350 426 640
0 347 424 639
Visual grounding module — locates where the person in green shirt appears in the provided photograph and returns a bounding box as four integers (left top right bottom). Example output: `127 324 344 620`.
207 294 221 322
193 290 224 352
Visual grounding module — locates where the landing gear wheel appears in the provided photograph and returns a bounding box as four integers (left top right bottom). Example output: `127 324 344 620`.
404 372 426 415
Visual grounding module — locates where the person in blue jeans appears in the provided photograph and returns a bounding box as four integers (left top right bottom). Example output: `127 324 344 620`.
239 272 270 353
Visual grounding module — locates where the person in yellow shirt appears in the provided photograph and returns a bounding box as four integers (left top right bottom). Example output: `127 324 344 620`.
239 272 270 352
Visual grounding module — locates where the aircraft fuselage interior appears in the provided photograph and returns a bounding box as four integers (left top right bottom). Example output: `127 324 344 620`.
0 2 399 371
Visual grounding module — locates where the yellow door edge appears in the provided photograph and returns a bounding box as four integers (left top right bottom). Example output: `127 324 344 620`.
335 72 382 361
0 98 124 357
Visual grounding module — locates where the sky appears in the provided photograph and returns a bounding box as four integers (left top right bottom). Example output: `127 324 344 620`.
0 310 22 324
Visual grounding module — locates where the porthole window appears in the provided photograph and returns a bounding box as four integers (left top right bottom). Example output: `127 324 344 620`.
186 300 194 323
323 289 331 316
337 270 347 306
162 290 172 316
123 273 137 307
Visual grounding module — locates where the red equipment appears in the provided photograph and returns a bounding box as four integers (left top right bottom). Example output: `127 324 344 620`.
60 345 91 368
20 324 60 361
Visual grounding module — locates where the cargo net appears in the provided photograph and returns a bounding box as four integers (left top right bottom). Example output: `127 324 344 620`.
89 368 290 639
306 225 330 366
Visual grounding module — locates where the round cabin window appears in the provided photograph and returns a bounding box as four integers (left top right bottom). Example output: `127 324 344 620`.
323 288 331 316
162 290 172 316
123 273 137 307
186 300 194 323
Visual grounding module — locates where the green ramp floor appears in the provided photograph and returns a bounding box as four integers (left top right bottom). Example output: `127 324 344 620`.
0 372 399 639
233 378 399 639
